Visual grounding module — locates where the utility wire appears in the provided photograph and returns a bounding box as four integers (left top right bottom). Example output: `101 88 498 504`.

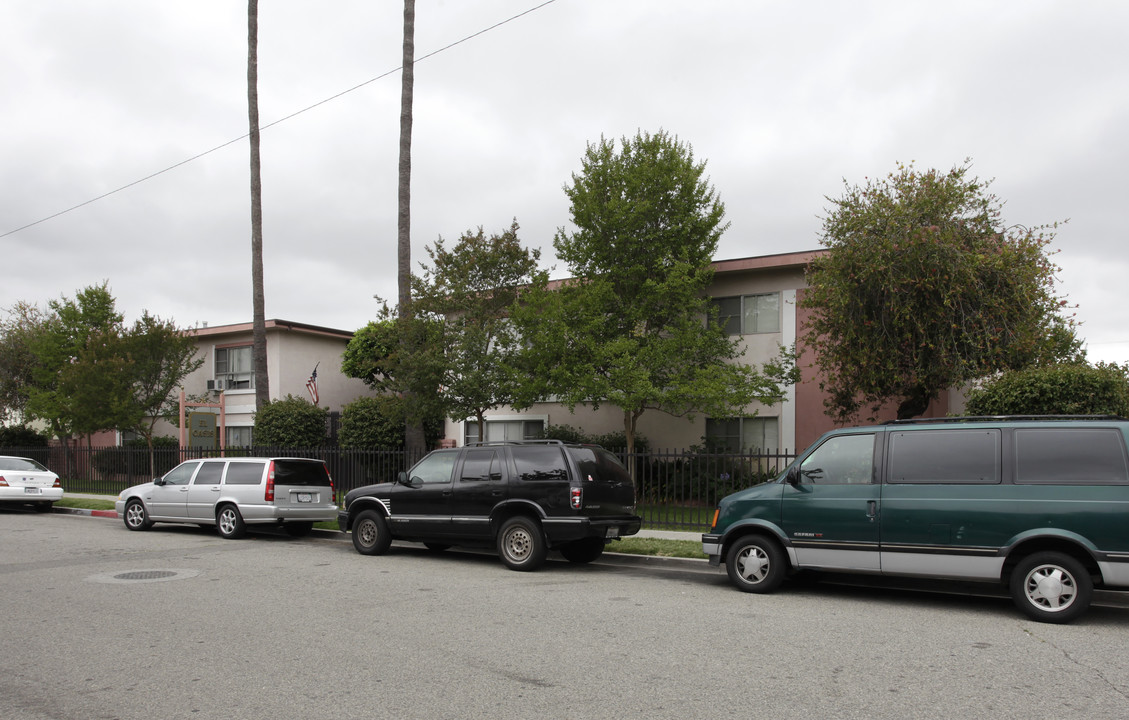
1 0 558 240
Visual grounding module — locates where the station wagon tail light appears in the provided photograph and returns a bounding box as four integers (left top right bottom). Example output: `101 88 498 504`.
570 487 582 509
265 461 276 501
324 465 335 502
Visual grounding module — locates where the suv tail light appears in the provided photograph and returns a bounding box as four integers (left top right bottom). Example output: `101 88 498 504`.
570 487 582 509
265 460 275 501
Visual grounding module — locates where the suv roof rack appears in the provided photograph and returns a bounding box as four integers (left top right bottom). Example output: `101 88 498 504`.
466 439 568 447
886 415 1125 425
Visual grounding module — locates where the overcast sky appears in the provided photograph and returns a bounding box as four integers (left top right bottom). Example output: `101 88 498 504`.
4 0 1127 363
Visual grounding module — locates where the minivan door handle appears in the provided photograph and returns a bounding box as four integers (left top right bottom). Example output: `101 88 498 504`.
866 500 877 521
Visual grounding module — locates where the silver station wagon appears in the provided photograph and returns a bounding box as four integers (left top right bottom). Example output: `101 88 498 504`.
115 457 337 539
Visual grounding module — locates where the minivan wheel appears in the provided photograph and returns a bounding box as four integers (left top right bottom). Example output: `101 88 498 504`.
352 510 392 556
560 537 605 564
123 499 152 531
1010 552 1092 624
216 505 246 539
497 516 547 571
726 535 786 593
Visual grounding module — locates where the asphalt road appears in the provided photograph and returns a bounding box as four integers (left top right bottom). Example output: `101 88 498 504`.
3 509 1128 720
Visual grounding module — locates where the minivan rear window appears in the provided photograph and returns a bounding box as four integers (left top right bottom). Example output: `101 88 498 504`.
273 460 331 487
225 462 267 485
1015 428 1129 485
888 429 1000 484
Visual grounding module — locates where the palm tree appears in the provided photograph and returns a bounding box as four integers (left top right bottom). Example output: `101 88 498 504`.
248 0 270 412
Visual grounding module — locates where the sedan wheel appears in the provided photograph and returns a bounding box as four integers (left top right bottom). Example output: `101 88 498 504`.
123 499 152 531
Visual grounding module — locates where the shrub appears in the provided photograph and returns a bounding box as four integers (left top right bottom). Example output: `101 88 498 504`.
538 423 650 452
253 395 329 447
0 425 49 448
965 363 1129 417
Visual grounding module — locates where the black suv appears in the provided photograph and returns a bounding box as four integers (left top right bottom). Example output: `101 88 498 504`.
338 440 641 571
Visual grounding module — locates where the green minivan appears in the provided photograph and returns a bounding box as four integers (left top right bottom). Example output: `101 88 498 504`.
702 416 1129 623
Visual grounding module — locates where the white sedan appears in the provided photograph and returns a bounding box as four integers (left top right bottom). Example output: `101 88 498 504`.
0 456 63 511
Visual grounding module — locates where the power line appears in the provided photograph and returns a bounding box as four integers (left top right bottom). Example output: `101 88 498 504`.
1 0 558 240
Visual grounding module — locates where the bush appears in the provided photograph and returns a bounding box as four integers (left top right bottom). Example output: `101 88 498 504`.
965 363 1129 417
538 423 650 452
0 425 49 448
253 395 329 447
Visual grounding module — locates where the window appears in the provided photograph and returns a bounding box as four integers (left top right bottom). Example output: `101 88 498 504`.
512 446 569 481
712 293 781 335
887 430 1001 484
460 450 502 482
798 434 874 485
194 461 225 485
227 426 252 448
464 419 545 445
706 417 779 453
1015 428 1129 485
408 450 458 484
215 345 254 390
162 461 199 486
225 462 266 485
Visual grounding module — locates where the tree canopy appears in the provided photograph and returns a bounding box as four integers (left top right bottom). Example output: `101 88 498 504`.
964 362 1129 417
512 130 795 466
801 161 1075 422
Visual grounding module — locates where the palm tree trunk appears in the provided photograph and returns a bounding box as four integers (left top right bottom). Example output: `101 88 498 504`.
248 0 270 412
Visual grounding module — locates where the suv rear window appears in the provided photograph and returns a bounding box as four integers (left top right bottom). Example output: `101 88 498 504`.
1015 428 1129 485
273 459 331 486
567 447 631 485
512 446 568 481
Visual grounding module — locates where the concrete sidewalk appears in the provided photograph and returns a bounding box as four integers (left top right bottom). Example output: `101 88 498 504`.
58 492 704 542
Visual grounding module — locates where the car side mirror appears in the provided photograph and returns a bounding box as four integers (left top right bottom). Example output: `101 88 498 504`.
397 471 408 486
785 466 801 486
153 477 165 486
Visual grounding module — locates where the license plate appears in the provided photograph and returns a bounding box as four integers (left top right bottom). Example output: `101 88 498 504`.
296 492 313 503
605 526 619 539
24 487 41 495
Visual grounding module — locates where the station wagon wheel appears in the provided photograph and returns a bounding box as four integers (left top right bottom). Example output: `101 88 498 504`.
560 537 605 564
1010 551 1093 624
726 535 786 593
497 516 547 571
123 499 152 531
216 504 246 539
352 509 392 555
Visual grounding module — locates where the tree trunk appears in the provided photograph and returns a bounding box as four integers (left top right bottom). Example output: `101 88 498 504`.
896 387 934 419
399 0 426 456
623 409 641 492
248 0 270 412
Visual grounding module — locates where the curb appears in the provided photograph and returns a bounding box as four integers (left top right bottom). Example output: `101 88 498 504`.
53 506 119 519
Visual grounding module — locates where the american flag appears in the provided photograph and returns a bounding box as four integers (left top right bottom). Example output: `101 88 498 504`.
306 362 319 405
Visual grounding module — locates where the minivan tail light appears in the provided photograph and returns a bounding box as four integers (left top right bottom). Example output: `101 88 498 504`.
570 487 582 509
265 461 275 502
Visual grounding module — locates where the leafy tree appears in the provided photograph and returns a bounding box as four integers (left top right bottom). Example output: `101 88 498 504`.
512 130 795 480
252 395 328 447
965 363 1129 417
801 161 1075 422
339 395 443 449
0 301 47 424
415 221 543 433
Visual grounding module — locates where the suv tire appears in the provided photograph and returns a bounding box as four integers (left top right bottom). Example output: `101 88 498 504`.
726 535 786 593
1010 551 1092 624
497 516 547 571
352 509 392 556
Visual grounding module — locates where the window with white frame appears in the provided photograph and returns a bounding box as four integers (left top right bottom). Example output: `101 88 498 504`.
215 345 254 390
464 419 545 445
712 293 781 335
227 426 253 448
705 417 779 453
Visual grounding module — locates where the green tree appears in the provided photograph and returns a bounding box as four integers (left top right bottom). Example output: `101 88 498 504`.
0 301 48 424
513 130 794 479
801 161 1074 422
965 363 1129 417
252 395 328 447
415 221 543 434
339 395 443 449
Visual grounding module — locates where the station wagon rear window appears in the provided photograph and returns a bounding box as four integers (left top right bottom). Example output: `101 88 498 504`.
272 460 332 486
888 429 1000 484
1014 428 1129 485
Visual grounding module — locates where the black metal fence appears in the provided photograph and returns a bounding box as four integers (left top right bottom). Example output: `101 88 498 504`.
2 444 797 531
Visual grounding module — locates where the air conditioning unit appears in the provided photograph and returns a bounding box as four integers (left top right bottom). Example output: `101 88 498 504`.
207 379 225 392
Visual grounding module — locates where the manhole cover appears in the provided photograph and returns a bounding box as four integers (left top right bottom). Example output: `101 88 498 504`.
86 568 201 585
114 570 177 581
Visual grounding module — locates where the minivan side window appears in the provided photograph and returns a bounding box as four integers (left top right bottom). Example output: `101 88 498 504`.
798 434 874 485
225 462 266 485
512 446 569 481
1015 428 1129 485
888 429 1000 484
409 451 457 485
460 450 502 482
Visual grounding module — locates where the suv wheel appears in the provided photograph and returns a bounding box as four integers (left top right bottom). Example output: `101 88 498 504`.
726 535 786 593
123 499 152 531
497 516 547 571
352 509 392 555
1010 551 1092 624
216 504 246 539
560 537 605 564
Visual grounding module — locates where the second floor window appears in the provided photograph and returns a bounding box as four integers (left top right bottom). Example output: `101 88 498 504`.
215 345 254 390
712 293 781 335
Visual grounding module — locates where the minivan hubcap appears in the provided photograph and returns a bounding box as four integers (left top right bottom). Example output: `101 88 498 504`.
1024 564 1077 611
737 546 770 583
